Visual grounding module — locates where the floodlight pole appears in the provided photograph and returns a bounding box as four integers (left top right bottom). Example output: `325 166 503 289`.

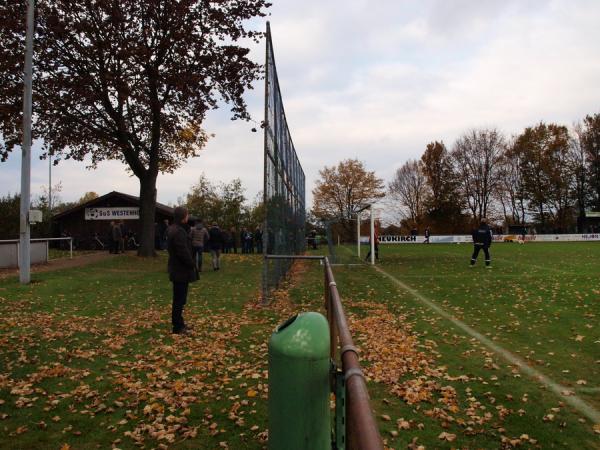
48 154 52 211
370 205 375 265
356 212 361 259
19 0 35 284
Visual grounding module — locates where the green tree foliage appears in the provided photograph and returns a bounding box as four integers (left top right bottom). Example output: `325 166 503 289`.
0 193 20 239
0 0 269 256
184 175 262 232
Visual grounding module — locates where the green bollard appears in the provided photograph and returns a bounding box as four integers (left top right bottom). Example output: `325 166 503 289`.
268 312 331 450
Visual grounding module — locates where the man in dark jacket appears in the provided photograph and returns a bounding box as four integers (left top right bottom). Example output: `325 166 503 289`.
167 206 198 334
208 223 224 270
470 218 493 268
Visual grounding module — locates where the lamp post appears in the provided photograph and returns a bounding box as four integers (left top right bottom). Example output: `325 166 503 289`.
19 0 35 284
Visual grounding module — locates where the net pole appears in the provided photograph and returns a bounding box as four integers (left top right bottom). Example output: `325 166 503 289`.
261 22 271 304
356 213 360 259
370 206 375 265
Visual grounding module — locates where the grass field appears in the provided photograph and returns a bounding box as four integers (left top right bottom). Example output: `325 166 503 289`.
0 243 599 449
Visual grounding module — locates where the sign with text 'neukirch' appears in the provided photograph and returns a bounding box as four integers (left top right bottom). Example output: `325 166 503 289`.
85 207 139 220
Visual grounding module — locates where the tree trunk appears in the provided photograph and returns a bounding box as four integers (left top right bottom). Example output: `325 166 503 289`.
138 173 158 257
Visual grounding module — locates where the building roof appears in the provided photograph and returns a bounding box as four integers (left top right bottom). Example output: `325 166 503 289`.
52 191 174 220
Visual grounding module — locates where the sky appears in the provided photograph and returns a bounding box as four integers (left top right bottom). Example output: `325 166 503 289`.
1 0 600 211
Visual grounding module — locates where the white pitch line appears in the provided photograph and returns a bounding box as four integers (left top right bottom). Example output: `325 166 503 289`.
373 265 600 425
577 387 600 393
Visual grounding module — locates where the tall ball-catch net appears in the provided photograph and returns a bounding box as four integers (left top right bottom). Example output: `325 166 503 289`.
262 22 306 300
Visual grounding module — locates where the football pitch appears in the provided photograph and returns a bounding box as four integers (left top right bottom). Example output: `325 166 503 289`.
325 241 600 448
0 243 598 449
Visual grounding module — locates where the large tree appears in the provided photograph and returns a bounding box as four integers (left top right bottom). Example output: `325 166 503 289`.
580 113 600 212
0 0 269 256
388 159 428 227
512 122 572 231
184 174 255 231
420 141 465 232
311 159 385 236
497 138 528 226
451 128 504 223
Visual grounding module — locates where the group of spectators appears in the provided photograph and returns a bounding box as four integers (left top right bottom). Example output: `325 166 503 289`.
108 220 139 253
165 206 264 335
156 217 263 272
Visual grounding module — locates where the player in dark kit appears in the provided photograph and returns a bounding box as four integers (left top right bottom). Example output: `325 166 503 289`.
470 218 492 268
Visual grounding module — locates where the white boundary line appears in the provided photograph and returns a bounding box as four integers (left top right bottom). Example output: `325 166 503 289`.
373 265 600 424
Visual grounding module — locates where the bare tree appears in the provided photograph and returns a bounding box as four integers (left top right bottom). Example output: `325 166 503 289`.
570 123 589 231
452 128 505 222
496 138 527 225
388 160 428 226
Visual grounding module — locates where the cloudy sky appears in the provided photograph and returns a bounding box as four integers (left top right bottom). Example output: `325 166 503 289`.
1 0 600 210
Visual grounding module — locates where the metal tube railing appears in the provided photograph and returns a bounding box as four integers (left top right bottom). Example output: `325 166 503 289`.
0 237 73 259
324 257 383 450
265 254 384 450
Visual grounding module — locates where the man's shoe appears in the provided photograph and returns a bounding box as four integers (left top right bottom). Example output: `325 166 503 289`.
486 265 492 269
173 327 191 335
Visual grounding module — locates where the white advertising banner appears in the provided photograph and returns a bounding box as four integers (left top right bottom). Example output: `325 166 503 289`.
362 234 600 244
85 207 139 220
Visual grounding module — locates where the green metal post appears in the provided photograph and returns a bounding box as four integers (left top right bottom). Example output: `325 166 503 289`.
268 312 331 450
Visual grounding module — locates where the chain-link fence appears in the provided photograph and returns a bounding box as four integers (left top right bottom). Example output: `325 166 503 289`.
262 22 306 300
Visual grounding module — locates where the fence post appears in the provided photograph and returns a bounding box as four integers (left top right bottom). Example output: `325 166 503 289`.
69 238 73 259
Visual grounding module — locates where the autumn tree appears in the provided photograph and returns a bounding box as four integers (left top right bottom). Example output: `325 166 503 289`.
451 128 504 223
0 1 269 256
78 192 99 205
312 159 385 237
496 139 528 226
184 175 257 232
512 122 572 231
420 141 465 232
580 113 600 212
388 159 428 227
569 123 589 231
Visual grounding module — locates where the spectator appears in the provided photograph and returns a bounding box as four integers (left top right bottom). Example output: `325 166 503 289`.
222 229 231 254
111 221 122 254
365 231 379 261
159 219 169 250
190 219 209 272
119 220 126 253
167 206 198 335
229 227 237 253
424 227 431 244
255 227 263 253
208 222 224 270
246 229 254 253
308 229 317 249
108 221 116 253
154 222 161 250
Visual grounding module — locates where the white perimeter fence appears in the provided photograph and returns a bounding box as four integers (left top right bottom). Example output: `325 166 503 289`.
360 233 600 244
0 237 73 269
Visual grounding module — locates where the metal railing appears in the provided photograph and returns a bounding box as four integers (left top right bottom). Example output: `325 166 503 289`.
0 237 73 260
265 254 384 450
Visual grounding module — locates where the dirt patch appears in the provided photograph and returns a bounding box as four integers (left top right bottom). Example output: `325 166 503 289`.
0 251 118 280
